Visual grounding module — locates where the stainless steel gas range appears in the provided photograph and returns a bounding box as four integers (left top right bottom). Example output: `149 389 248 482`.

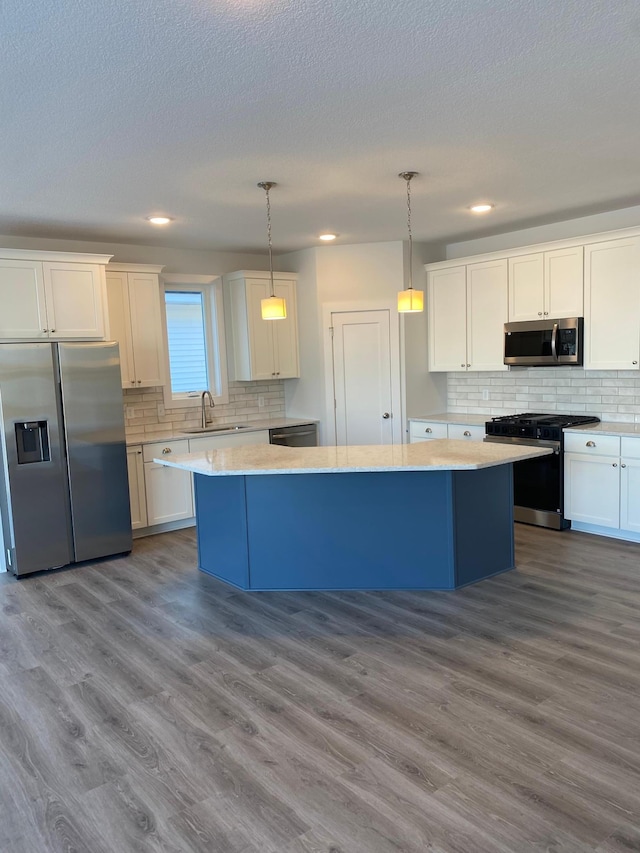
485 413 600 530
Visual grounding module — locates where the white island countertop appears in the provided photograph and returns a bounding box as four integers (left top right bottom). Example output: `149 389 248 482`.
154 439 552 476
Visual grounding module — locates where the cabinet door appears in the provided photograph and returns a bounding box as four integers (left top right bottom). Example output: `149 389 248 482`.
246 279 276 380
466 259 508 372
620 458 640 533
584 237 640 370
272 280 299 378
427 266 467 371
508 253 544 321
144 462 194 525
0 259 48 339
544 246 583 318
43 263 105 338
128 273 165 387
564 453 620 528
126 446 148 529
106 271 135 388
447 424 486 441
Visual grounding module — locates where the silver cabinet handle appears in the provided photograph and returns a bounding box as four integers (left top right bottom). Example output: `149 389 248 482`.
137 450 142 455
463 430 471 437
425 427 432 433
460 363 465 368
586 441 596 447
634 361 638 365
543 311 548 316
466 363 471 368
130 379 135 384
621 463 627 468
382 412 391 419
613 463 618 467
43 329 48 334
50 329 55 333
162 447 172 454
538 312 542 316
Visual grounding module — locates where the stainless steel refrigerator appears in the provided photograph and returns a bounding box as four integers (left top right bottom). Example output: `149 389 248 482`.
0 341 132 577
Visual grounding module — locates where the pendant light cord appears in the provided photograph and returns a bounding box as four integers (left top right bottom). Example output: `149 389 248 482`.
406 175 413 291
265 184 275 298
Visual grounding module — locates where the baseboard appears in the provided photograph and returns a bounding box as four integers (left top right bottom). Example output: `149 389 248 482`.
133 517 196 539
570 521 640 543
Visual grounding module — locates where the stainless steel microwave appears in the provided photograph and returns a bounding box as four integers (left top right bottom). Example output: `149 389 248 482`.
504 317 583 366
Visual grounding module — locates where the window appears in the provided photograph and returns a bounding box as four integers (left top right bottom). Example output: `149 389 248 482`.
161 276 228 407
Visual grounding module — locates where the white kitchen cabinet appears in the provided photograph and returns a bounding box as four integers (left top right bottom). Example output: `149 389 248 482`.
428 260 507 372
408 420 485 443
564 453 620 528
584 237 640 370
508 247 583 322
0 250 112 340
224 271 299 381
620 457 640 533
126 445 148 530
143 440 194 526
106 264 166 388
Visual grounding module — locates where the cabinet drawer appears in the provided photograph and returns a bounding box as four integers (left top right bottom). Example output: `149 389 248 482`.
447 424 486 441
409 421 448 440
621 437 640 459
564 432 620 457
143 439 190 462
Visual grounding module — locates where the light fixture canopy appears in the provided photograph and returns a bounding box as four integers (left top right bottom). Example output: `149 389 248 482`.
146 215 173 225
469 203 494 214
397 171 424 314
258 181 287 320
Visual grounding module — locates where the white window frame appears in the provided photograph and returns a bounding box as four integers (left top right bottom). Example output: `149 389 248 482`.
160 274 229 408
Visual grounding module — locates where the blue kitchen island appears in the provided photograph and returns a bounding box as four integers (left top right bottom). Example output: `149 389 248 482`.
155 441 551 591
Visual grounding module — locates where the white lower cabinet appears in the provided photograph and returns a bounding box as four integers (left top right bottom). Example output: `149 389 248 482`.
143 440 193 526
564 432 640 537
126 446 148 530
408 420 485 443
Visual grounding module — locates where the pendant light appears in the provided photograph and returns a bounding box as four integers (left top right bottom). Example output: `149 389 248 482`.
257 181 287 320
397 171 424 313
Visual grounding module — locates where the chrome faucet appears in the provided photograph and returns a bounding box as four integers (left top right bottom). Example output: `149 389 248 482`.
200 391 214 428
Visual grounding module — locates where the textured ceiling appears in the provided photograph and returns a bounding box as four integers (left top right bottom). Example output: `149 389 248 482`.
1 0 640 252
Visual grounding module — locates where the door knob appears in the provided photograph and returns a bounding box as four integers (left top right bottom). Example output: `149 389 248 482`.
382 412 391 419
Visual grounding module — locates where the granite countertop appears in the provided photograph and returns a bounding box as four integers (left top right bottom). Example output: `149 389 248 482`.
154 439 552 477
126 417 318 447
564 421 640 438
409 412 493 426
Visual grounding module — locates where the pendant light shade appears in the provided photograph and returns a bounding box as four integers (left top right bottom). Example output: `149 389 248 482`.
258 181 287 321
397 171 424 314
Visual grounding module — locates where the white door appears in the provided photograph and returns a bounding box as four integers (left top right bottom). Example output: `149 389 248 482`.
106 271 135 388
246 279 275 380
427 266 467 371
564 453 620 528
584 237 640 370
0 260 48 339
466 259 508 371
508 253 544 321
620 458 640 533
331 309 394 445
544 246 583 318
128 273 165 387
272 279 299 378
43 263 105 338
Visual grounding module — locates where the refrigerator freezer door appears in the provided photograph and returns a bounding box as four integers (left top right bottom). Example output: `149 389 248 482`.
58 342 132 562
0 343 73 575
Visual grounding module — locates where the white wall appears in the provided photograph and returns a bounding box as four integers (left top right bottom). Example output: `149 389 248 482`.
0 233 268 275
446 204 640 259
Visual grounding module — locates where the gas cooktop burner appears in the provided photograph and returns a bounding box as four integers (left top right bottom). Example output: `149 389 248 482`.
485 412 600 441
490 413 600 428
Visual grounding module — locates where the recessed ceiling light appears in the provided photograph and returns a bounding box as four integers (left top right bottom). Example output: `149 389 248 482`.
319 233 337 241
146 215 173 225
469 204 494 214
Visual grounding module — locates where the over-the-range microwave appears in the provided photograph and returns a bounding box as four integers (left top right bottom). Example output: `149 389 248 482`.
504 317 583 367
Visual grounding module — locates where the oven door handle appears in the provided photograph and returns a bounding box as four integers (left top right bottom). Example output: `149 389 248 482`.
551 322 559 361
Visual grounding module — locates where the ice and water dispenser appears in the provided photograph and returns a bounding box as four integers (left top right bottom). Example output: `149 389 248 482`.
15 421 50 464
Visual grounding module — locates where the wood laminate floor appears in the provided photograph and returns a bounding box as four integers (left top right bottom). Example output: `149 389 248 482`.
1 525 639 852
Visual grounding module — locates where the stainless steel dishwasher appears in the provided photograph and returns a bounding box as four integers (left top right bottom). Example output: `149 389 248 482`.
269 423 318 447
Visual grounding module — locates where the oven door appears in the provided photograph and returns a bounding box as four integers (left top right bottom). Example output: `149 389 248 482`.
484 436 567 529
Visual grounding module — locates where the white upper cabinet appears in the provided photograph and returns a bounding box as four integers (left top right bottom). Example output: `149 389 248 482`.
106 264 166 388
0 250 112 340
584 236 640 370
508 246 583 321
224 271 299 381
428 261 507 372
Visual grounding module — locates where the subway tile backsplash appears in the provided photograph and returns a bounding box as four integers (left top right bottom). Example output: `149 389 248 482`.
447 368 640 422
123 380 285 442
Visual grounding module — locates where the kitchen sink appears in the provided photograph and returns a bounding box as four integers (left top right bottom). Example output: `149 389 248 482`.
182 425 252 434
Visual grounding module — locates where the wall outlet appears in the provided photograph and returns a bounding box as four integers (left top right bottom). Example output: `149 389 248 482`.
482 389 490 401
258 395 265 408
125 406 135 419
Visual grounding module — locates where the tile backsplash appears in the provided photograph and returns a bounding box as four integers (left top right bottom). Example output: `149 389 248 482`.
123 380 285 442
447 368 640 423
